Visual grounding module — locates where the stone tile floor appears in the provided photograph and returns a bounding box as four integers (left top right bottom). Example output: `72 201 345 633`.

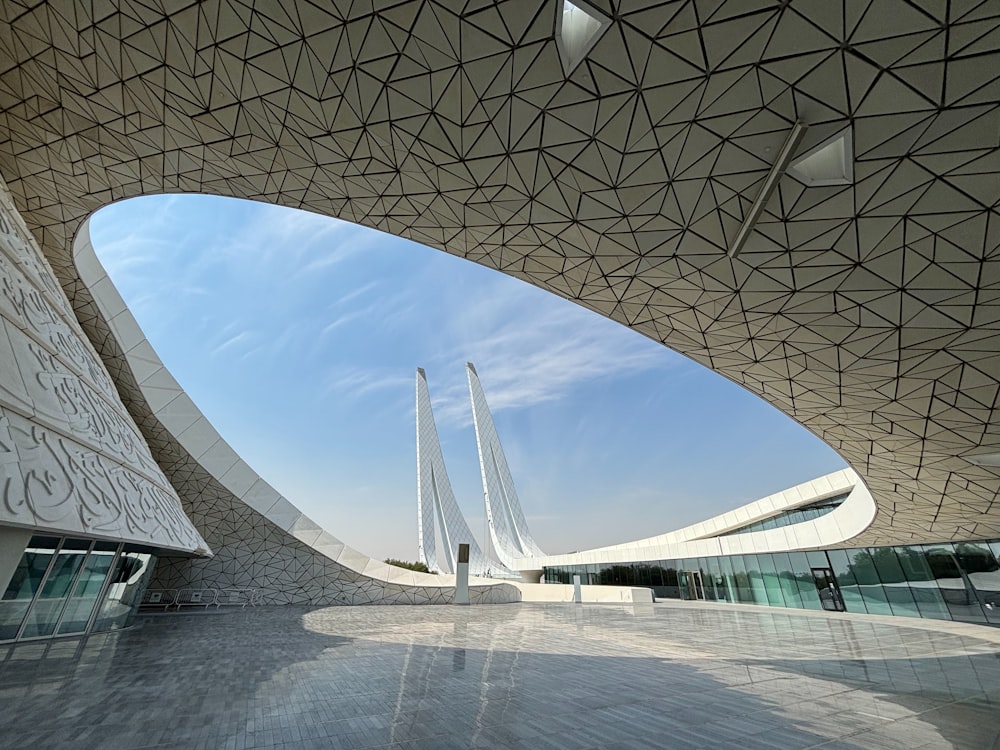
1 601 999 749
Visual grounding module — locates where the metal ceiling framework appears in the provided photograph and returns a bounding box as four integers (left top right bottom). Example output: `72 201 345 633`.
1 1 1000 546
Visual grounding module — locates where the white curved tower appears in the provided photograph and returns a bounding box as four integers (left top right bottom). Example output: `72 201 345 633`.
416 368 497 576
467 363 546 568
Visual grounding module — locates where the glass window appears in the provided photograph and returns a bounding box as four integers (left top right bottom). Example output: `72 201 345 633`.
868 547 919 618
657 562 680 599
677 566 698 600
827 549 867 614
695 558 715 601
57 542 118 635
94 552 156 632
20 539 91 639
722 556 740 604
924 545 985 624
842 548 891 616
757 554 786 607
733 555 767 604
0 536 59 641
551 540 1000 625
742 555 768 604
893 546 950 620
773 553 803 610
645 563 662 588
718 494 849 536
606 565 620 585
708 557 733 602
806 550 829 568
718 556 740 604
786 552 821 610
988 542 1000 621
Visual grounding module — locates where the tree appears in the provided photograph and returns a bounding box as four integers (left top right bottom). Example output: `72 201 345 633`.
384 558 435 574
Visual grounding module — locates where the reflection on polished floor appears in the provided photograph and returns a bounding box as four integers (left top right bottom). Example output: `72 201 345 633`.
1 602 999 749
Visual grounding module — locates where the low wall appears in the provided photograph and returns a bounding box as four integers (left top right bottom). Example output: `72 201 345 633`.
513 583 653 603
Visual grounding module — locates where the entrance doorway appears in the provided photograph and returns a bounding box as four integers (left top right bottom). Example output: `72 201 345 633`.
681 570 705 600
812 567 845 612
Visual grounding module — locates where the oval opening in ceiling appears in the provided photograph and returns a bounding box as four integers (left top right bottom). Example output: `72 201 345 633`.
87 193 846 559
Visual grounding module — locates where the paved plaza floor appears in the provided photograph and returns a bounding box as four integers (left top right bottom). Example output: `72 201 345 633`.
1 601 999 749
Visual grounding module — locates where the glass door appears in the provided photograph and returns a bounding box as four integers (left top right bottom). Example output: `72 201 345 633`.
681 570 705 600
812 567 845 612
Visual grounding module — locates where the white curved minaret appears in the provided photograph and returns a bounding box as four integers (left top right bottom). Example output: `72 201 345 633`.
416 368 499 577
466 363 546 568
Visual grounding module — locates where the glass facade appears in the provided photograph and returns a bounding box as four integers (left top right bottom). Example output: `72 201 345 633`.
0 535 157 642
718 493 849 535
544 538 1000 626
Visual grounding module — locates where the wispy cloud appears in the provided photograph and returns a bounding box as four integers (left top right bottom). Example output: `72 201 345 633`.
425 281 675 426
323 367 412 402
217 204 392 284
221 205 352 267
320 310 368 337
210 330 255 356
314 283 383 341
336 281 380 306
93 194 677 431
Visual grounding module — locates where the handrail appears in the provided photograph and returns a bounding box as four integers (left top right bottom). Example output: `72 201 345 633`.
141 588 259 610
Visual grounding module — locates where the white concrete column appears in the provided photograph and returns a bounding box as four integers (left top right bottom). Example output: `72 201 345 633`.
455 543 470 605
573 574 582 603
0 526 31 596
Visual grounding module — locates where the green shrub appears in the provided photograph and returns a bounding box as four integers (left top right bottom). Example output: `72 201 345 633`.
384 558 435 574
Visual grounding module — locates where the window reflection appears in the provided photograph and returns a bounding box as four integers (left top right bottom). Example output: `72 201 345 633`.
925 546 984 623
20 539 91 638
954 542 1000 625
94 552 154 631
57 542 118 635
0 536 59 640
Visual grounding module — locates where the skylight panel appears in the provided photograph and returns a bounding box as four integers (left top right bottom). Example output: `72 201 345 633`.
556 0 611 75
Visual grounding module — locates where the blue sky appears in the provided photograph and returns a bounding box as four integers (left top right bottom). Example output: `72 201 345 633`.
90 195 846 562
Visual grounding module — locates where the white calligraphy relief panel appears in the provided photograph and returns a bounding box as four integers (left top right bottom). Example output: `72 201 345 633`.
0 408 204 549
0 181 207 553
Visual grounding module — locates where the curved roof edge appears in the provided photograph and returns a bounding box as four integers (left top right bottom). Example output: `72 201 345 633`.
513 469 876 570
